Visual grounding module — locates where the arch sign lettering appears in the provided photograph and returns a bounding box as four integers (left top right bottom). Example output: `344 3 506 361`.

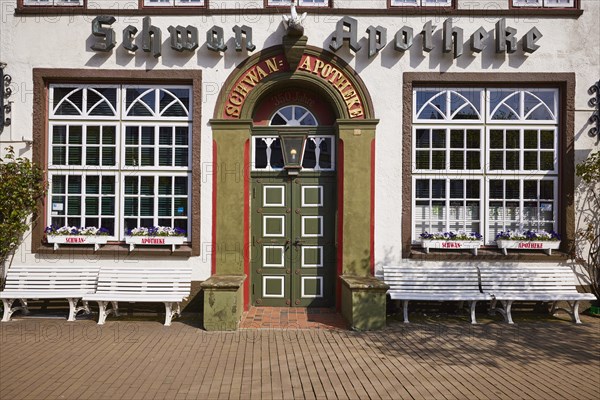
224 54 365 120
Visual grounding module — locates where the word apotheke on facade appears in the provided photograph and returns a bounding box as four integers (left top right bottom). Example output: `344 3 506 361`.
91 16 542 59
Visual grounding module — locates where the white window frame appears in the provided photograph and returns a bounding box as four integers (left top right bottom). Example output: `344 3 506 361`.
412 87 560 245
47 84 192 242
121 85 192 121
143 0 205 7
267 0 328 7
251 135 336 172
414 88 485 124
485 126 558 174
485 177 559 242
412 177 484 242
391 0 453 6
121 122 192 172
23 0 82 6
49 84 120 120
48 171 120 241
512 0 575 8
486 89 558 124
120 173 191 241
412 126 485 174
48 122 120 168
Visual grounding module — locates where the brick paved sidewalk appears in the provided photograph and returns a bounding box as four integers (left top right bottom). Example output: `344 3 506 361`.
1 313 599 400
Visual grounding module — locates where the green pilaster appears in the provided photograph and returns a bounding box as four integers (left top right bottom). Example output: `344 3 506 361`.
337 120 388 330
203 120 251 331
210 119 252 275
337 119 378 277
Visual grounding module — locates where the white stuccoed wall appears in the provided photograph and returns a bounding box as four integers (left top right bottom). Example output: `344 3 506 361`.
0 1 598 281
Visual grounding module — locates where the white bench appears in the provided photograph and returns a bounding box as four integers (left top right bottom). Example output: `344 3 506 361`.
479 265 597 324
383 265 493 324
1 265 99 322
82 266 192 326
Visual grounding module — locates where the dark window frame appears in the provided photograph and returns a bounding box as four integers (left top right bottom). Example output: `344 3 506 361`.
509 0 580 10
32 68 202 257
402 72 576 261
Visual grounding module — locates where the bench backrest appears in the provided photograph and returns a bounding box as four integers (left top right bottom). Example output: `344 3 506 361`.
383 266 482 293
3 265 99 292
479 266 581 293
95 267 192 297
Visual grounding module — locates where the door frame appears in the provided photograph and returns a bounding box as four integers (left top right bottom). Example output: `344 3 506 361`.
250 127 338 307
209 45 378 313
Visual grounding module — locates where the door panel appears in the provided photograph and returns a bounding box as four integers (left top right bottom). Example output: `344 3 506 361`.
252 175 335 307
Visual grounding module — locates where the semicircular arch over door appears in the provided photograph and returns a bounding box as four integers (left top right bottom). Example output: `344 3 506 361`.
209 44 379 314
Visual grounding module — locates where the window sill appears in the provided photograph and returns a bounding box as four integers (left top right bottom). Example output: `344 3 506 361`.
409 247 569 262
34 243 193 257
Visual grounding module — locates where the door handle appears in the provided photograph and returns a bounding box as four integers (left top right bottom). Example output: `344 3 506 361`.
293 237 304 247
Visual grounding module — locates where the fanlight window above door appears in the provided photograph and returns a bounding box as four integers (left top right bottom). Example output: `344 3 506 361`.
270 105 318 126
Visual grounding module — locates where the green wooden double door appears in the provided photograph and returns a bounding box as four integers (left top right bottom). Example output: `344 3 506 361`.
251 175 336 307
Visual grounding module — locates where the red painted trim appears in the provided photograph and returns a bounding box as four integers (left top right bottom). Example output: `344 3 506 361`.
243 140 250 311
370 139 375 277
336 140 344 311
211 141 217 276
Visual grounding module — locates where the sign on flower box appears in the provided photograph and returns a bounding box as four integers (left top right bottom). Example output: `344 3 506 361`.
495 230 561 255
125 226 187 252
45 226 110 252
420 232 483 256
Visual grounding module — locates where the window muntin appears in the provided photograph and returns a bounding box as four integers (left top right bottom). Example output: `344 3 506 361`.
267 0 328 7
391 0 452 6
487 178 558 239
122 174 190 235
50 85 118 119
47 84 192 241
123 86 191 120
413 127 483 172
512 0 575 7
122 123 191 169
414 178 483 236
143 0 205 6
415 89 484 123
23 0 82 5
49 173 118 240
412 87 559 245
487 89 557 122
269 105 318 126
252 136 335 172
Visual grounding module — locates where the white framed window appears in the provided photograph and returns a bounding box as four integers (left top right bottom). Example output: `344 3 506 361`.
143 0 205 6
512 0 575 8
412 87 559 245
23 0 82 6
47 84 192 241
391 0 453 6
252 135 335 172
267 0 328 7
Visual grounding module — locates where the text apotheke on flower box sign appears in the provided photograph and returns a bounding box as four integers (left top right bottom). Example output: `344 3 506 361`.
141 238 166 244
518 242 544 249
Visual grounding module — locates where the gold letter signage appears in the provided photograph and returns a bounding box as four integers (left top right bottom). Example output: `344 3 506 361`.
297 55 364 118
224 55 287 118
223 54 365 120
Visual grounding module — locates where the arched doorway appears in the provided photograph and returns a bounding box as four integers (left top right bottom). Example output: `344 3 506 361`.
250 89 337 307
205 44 383 329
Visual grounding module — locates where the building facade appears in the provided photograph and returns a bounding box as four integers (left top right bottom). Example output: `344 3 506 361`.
1 0 598 329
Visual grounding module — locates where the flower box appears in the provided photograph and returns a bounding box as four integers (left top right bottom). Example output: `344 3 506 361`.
421 239 483 256
47 235 109 252
125 236 185 252
495 239 561 256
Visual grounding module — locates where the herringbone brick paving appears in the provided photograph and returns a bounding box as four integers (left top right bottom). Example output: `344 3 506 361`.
0 313 598 400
